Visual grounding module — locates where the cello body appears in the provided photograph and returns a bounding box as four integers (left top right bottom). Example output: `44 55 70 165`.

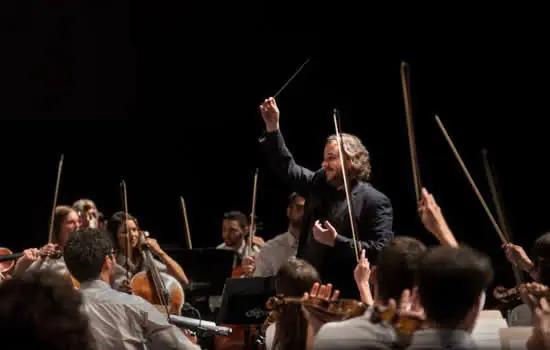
131 270 185 315
129 242 197 344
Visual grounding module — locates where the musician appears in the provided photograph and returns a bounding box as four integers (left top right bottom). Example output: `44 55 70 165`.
216 210 262 266
12 205 80 277
208 211 263 314
64 227 200 349
242 192 305 277
0 270 94 350
264 257 321 350
408 245 493 350
106 211 189 291
502 232 550 326
313 236 426 350
258 97 394 299
73 198 104 229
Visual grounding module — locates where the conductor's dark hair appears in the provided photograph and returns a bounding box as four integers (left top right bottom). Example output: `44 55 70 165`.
64 227 114 283
0 270 94 350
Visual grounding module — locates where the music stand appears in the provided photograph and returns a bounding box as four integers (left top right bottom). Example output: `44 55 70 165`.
166 248 236 297
217 276 276 326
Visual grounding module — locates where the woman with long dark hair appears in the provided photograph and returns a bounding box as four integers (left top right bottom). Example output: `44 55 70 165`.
105 211 189 293
12 206 80 278
265 257 320 350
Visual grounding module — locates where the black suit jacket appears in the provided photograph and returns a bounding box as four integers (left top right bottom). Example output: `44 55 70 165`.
259 130 394 299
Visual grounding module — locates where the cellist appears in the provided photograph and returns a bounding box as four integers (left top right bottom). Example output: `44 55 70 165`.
105 211 190 292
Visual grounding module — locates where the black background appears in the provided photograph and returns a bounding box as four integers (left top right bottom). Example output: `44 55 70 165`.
0 3 547 305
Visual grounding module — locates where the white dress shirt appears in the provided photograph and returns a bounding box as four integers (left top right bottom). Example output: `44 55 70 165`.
209 240 261 312
253 231 298 277
80 279 199 350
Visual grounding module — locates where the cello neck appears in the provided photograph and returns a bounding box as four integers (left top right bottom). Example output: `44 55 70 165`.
139 233 171 308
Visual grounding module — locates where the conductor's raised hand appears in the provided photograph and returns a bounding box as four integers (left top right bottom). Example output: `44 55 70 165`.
259 97 280 132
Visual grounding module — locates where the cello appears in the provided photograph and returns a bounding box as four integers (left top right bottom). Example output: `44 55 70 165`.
119 182 193 343
130 230 185 315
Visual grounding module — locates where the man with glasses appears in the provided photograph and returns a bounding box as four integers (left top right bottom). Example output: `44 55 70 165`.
64 227 199 350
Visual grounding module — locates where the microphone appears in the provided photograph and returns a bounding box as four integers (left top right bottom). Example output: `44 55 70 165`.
168 315 232 336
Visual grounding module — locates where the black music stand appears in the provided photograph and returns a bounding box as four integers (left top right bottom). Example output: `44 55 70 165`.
216 276 276 326
166 248 236 297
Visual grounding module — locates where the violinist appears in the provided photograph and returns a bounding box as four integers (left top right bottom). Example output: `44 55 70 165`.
216 211 263 263
12 205 80 278
313 236 426 350
502 232 550 326
106 211 189 292
73 198 104 229
209 211 263 313
242 193 305 277
63 227 200 350
407 245 493 350
258 97 394 299
264 257 321 350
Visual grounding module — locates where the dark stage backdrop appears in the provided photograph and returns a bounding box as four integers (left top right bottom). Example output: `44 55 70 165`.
0 3 548 306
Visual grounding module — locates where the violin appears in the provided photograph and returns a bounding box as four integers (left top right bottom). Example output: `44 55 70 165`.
264 295 367 328
494 282 550 306
369 304 424 335
494 285 522 305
